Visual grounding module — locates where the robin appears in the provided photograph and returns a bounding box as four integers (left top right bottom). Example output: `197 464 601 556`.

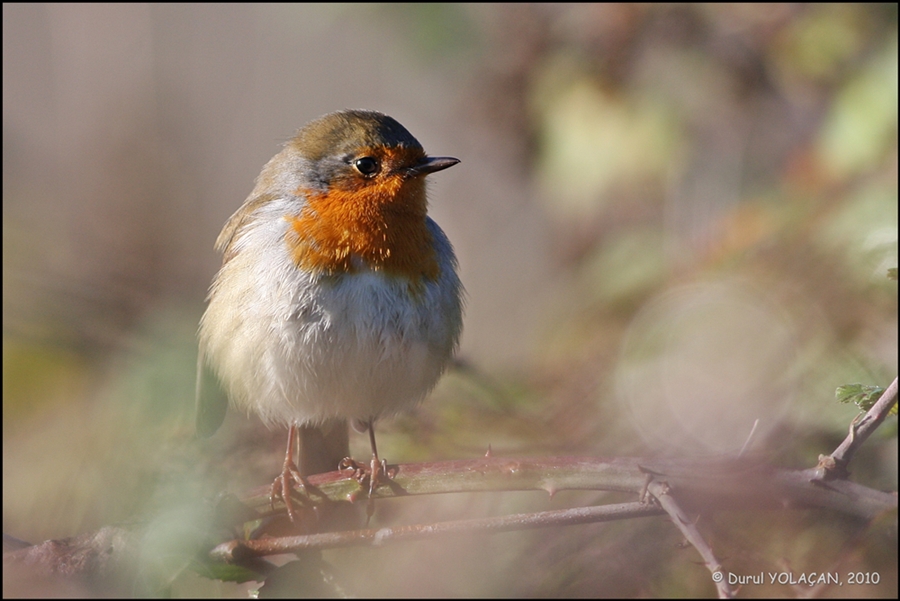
197 109 463 521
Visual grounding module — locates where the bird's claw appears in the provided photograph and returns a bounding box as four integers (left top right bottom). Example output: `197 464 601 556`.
339 455 390 494
271 460 305 522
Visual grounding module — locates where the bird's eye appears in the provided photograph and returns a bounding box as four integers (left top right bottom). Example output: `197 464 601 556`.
353 157 379 177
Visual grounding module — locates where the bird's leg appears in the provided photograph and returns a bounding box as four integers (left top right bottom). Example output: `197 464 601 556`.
361 419 389 523
338 419 391 523
366 420 389 499
270 423 305 521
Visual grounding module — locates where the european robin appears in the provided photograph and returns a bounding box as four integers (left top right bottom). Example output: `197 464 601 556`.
197 109 463 521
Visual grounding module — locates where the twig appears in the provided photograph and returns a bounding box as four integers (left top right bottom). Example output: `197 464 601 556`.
647 481 734 599
211 501 663 562
818 377 898 480
738 419 760 457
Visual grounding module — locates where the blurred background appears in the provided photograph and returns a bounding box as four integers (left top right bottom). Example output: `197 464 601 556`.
3 4 897 597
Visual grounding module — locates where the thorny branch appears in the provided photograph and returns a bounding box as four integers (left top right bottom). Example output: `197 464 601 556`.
5 379 897 596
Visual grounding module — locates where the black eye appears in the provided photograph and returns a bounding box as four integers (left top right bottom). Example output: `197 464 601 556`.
354 157 379 177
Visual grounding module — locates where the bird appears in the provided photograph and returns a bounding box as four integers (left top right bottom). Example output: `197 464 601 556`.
196 109 463 521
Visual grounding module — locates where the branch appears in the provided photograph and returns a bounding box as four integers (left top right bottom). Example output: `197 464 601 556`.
6 456 895 592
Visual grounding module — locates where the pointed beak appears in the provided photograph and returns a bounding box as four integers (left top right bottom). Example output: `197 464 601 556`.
406 156 460 177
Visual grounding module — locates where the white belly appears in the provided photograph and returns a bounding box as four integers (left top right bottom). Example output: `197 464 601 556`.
199 215 462 428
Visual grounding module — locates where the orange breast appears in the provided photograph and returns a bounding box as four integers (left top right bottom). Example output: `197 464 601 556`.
287 172 439 286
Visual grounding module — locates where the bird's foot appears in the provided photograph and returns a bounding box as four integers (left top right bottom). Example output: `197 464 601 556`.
271 456 306 522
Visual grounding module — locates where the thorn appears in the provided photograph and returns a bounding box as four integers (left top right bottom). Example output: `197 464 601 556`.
637 464 665 476
639 473 652 503
484 444 493 458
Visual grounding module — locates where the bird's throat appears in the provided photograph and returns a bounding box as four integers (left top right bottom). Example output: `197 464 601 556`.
288 177 439 285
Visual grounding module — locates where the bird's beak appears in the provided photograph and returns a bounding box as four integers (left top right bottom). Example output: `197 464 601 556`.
406 156 460 177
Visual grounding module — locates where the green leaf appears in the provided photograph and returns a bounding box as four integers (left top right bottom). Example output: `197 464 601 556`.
836 383 891 414
190 557 267 584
